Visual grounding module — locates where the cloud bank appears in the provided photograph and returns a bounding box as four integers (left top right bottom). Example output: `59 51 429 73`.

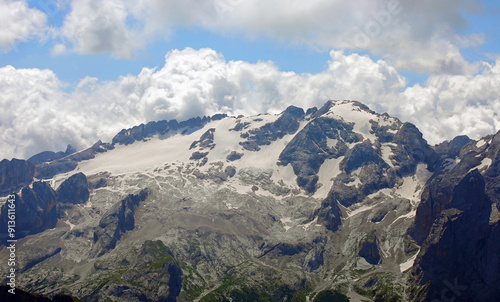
50 0 484 74
1 48 499 159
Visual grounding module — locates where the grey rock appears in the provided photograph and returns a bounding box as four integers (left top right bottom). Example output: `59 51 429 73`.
27 144 77 165
92 189 149 257
279 116 360 193
226 151 243 161
341 141 387 174
240 105 305 151
433 135 471 159
391 123 439 176
358 232 380 265
225 166 236 178
112 114 227 146
0 181 57 243
315 191 343 232
190 128 215 150
409 170 500 301
56 172 89 204
230 120 250 131
371 209 388 223
190 151 208 160
0 158 35 196
305 107 318 116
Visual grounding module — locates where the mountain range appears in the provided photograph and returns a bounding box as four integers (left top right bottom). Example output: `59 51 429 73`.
0 100 499 301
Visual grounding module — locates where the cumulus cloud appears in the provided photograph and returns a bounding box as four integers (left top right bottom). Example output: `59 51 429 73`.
59 0 139 58
0 0 46 51
394 62 500 143
2 48 499 160
52 0 485 74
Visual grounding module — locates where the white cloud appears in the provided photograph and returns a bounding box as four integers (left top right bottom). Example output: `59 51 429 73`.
59 0 141 58
394 61 500 144
52 0 486 74
1 48 499 160
0 0 46 51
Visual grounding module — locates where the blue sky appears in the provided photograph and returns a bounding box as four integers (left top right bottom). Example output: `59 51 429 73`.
1 0 500 159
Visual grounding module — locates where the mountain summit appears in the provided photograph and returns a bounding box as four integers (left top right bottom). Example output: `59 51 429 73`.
1 100 499 301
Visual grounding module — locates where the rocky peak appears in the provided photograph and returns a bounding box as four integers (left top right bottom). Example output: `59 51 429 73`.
239 105 305 151
0 158 35 196
433 135 471 159
27 144 77 165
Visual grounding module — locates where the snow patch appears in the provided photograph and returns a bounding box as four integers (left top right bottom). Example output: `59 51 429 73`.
315 156 344 199
65 220 75 230
390 210 417 226
475 157 492 172
381 143 396 168
468 157 492 174
327 138 338 149
346 177 362 188
400 249 420 272
280 217 292 231
476 139 487 149
394 163 433 204
346 203 377 218
301 217 318 231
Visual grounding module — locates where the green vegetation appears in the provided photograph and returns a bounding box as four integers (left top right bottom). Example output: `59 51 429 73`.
179 261 206 300
353 273 403 302
198 273 310 302
143 240 175 269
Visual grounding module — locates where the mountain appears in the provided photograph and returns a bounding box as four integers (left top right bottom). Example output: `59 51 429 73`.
0 100 498 301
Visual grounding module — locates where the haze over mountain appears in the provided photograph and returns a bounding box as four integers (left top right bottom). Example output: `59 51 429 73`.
1 100 499 301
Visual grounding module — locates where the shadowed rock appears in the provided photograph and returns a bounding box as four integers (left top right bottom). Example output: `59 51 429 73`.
56 172 89 204
0 181 57 243
0 158 35 196
28 144 77 165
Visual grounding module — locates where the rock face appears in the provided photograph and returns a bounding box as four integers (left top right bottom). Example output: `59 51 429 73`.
279 115 360 193
226 151 243 161
433 135 471 159
0 172 92 244
409 170 500 301
240 105 305 151
315 191 343 232
0 181 57 242
358 232 381 265
407 131 500 301
92 189 149 257
390 123 439 176
56 172 89 204
0 158 35 196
